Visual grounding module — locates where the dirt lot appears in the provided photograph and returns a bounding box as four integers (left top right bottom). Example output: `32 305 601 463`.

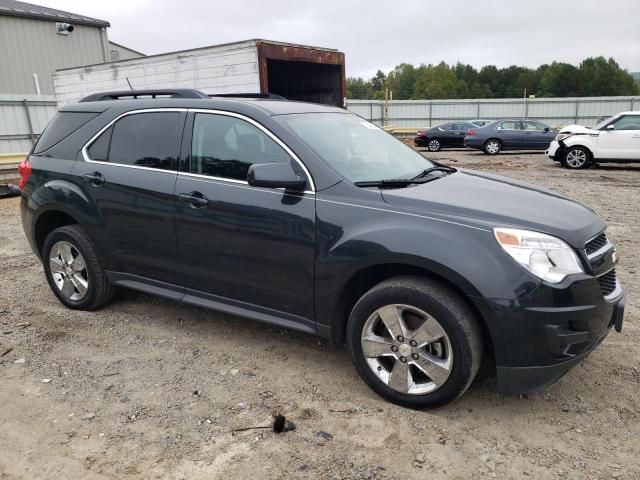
1 151 638 480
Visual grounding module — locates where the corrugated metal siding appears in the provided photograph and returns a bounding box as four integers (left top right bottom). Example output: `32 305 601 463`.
348 97 640 128
0 15 107 95
53 41 261 105
0 94 57 154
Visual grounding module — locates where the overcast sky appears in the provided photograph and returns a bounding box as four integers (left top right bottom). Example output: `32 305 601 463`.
38 0 640 77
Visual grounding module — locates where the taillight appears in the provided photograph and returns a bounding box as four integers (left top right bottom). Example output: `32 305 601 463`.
18 159 31 191
416 130 424 136
467 129 476 136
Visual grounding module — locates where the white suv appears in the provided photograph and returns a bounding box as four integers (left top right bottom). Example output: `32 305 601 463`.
547 111 640 169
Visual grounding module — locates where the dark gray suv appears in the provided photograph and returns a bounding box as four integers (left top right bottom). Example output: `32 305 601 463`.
19 89 625 408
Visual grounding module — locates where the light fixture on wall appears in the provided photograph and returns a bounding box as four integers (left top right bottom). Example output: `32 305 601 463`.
56 23 74 35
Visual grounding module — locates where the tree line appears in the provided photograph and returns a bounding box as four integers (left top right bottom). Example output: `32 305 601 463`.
347 56 638 100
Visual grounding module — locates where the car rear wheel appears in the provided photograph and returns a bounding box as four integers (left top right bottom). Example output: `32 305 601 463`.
43 225 113 310
483 139 501 155
562 146 591 169
427 139 441 152
346 276 483 409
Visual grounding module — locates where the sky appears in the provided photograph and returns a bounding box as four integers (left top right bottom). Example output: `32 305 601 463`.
37 0 640 78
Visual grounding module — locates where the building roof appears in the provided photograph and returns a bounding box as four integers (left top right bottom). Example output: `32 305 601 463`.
108 41 145 57
0 0 109 27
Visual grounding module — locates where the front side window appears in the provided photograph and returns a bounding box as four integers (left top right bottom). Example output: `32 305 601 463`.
191 113 293 181
87 112 182 170
611 115 640 131
277 112 434 183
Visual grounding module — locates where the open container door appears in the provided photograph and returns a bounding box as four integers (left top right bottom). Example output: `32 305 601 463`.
257 41 346 107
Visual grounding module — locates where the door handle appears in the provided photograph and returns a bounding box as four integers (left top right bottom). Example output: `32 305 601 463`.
83 171 105 186
178 191 209 208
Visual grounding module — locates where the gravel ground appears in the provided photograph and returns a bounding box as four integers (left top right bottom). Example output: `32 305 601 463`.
0 151 638 480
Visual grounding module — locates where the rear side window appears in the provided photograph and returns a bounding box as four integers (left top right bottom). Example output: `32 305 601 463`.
34 112 99 154
86 112 182 170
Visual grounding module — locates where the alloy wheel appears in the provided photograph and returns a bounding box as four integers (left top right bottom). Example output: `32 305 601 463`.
566 149 587 168
49 240 89 301
486 141 500 154
428 140 441 151
360 304 453 395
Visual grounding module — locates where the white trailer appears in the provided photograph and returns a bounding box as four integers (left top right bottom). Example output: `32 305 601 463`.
53 39 346 107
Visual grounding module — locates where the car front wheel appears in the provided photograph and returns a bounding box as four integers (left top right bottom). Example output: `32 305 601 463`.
346 276 483 409
562 146 591 169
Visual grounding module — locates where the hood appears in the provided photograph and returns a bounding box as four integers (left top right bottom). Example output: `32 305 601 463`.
559 124 599 135
381 170 605 247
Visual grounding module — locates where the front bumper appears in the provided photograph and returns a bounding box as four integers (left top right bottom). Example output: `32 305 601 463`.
474 276 626 395
546 140 562 161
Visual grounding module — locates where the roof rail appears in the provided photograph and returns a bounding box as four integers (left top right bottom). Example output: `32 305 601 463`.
79 89 210 102
208 93 287 100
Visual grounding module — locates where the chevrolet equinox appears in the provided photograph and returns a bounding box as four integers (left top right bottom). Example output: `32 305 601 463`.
19 89 626 408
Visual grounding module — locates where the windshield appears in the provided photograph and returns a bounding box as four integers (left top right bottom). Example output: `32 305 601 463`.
277 113 434 183
593 115 616 130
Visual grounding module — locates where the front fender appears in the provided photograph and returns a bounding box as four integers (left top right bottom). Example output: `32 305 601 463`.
314 194 540 337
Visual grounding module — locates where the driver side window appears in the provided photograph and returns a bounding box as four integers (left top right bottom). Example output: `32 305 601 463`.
191 113 292 181
611 115 640 131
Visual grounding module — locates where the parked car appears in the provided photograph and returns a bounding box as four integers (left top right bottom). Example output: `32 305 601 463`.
20 89 625 408
464 119 557 154
547 111 640 169
414 122 474 151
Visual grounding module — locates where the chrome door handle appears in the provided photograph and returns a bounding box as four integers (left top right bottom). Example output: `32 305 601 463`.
83 172 105 185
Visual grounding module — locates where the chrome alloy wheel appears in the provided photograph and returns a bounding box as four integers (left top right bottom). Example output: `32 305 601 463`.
566 148 587 168
49 241 89 301
428 139 441 151
361 304 453 395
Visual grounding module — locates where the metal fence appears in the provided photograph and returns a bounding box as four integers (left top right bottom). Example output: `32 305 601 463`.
2 94 639 154
346 96 640 129
0 94 57 154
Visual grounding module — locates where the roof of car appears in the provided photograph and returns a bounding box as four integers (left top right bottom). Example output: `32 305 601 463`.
62 97 348 116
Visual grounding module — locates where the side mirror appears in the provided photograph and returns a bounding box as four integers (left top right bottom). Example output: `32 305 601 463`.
606 124 615 131
247 162 307 191
544 127 551 133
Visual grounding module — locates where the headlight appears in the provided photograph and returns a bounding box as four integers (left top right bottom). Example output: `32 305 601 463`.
555 133 572 141
494 228 583 283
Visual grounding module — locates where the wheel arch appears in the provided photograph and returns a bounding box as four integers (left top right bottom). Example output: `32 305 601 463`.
34 209 79 257
328 262 495 359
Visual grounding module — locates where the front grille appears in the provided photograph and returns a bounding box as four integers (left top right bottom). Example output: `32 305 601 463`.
585 232 608 255
597 269 617 297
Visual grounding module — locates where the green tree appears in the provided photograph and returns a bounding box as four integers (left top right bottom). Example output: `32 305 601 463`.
346 77 372 99
412 62 462 99
577 57 637 96
539 62 580 96
384 63 418 99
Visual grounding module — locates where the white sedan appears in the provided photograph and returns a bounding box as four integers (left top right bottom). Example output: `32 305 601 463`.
547 111 640 169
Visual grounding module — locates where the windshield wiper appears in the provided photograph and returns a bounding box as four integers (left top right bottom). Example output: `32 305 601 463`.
410 166 457 180
354 165 457 189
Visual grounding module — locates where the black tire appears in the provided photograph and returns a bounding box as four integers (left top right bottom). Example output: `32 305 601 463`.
346 276 483 409
427 138 442 152
561 146 591 169
483 139 501 155
42 225 113 310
